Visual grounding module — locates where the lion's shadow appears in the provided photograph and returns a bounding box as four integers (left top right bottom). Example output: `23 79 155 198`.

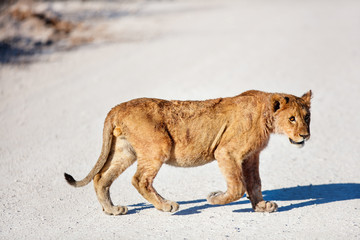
127 183 360 215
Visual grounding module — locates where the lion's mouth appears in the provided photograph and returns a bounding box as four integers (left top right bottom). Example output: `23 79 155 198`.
289 138 305 148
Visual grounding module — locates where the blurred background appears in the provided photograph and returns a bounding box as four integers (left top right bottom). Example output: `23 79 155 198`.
0 0 149 64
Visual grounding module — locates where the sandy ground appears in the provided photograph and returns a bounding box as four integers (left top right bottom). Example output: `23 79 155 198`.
1 0 360 239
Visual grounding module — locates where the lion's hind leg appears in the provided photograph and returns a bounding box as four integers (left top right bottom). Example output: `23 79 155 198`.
132 159 179 213
94 136 136 215
125 117 179 213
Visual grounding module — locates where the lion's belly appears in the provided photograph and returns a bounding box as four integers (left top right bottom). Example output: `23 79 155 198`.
165 143 216 167
166 156 215 167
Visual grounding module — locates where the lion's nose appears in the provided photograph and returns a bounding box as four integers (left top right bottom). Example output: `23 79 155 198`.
300 134 310 139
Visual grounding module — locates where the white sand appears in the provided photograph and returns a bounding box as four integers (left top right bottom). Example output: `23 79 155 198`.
1 0 359 239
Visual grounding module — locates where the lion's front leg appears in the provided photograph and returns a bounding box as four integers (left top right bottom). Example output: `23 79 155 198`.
243 152 278 212
207 148 246 205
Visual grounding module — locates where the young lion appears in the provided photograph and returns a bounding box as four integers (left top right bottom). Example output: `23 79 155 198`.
65 90 312 215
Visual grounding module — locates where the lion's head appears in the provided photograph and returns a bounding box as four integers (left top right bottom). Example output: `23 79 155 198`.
272 90 312 148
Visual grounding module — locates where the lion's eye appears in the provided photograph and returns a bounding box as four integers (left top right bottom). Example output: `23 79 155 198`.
305 114 310 123
289 116 296 122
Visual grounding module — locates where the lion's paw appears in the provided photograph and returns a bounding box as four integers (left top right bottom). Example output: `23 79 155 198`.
103 205 128 215
254 201 278 213
159 200 179 213
207 191 226 205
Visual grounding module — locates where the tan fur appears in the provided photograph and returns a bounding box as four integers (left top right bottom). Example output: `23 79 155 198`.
65 90 312 215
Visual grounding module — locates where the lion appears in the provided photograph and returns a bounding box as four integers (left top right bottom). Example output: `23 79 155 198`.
65 90 312 215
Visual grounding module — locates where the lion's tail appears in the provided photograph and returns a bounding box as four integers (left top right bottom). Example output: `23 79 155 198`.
64 116 114 188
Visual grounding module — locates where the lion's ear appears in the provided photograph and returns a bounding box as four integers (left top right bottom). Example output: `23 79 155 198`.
301 90 312 108
272 94 287 112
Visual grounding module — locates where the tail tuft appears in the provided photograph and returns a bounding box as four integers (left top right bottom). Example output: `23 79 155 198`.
64 173 76 186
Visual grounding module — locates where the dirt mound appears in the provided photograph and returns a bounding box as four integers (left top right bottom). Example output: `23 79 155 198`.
0 1 93 63
0 0 152 63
